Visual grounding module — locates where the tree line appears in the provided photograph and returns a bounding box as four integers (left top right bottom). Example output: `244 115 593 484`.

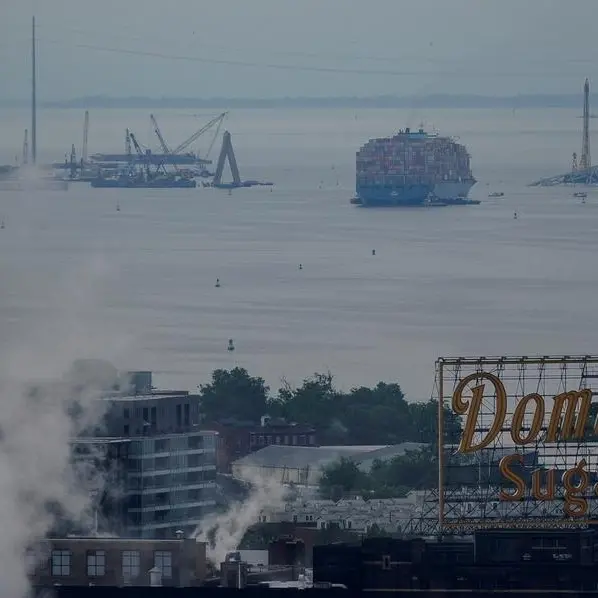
198 367 461 447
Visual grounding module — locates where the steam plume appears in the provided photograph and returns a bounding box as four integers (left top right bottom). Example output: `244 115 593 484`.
0 257 131 597
193 473 288 567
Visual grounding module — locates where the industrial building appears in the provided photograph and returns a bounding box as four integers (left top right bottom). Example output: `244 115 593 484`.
231 442 424 487
73 370 218 539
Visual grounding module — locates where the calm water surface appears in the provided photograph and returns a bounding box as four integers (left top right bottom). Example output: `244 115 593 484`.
0 108 595 399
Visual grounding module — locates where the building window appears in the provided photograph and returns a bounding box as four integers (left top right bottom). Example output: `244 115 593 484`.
154 551 172 578
122 550 140 581
299 435 306 445
150 406 157 427
124 424 129 435
124 408 130 419
188 435 203 450
155 438 169 452
184 403 190 426
176 404 182 428
51 550 71 576
382 555 391 570
87 550 106 577
143 407 149 422
259 435 264 445
309 435 315 445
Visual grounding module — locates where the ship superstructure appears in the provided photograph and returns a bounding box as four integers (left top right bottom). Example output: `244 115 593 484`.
355 127 476 206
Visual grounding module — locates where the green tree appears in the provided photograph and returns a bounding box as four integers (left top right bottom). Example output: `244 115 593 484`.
199 367 269 423
274 372 340 429
408 399 462 447
319 458 369 500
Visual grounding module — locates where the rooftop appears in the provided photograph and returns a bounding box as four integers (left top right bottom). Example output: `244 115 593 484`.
233 443 424 470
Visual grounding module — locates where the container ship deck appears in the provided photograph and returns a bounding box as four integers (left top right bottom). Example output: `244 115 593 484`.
355 127 476 207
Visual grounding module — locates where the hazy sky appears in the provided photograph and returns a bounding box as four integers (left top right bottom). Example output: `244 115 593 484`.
1 0 598 100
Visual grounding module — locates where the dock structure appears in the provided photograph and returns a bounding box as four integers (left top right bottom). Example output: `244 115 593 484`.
530 78 597 187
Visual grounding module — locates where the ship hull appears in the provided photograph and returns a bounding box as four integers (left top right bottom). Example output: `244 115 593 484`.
432 178 476 200
91 178 197 189
356 183 433 207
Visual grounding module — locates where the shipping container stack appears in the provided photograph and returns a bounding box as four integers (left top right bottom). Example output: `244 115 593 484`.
356 130 473 189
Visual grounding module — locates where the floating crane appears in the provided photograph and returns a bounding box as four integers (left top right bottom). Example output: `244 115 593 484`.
150 112 226 176
171 112 227 157
150 113 181 175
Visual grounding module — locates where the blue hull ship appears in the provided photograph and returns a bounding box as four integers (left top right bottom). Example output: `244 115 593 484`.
355 183 434 206
355 126 476 208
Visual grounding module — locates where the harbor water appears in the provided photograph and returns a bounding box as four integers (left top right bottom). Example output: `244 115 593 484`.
0 107 595 400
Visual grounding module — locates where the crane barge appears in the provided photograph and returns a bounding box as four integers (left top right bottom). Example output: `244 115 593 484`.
90 131 196 188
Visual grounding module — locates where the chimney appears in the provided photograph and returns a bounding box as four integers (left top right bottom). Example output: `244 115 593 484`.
149 566 162 587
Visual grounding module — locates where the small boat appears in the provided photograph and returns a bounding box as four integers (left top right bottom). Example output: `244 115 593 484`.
573 191 587 198
488 191 504 198
441 197 481 206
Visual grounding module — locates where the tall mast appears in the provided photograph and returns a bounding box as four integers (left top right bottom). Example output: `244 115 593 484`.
580 78 591 171
31 16 37 165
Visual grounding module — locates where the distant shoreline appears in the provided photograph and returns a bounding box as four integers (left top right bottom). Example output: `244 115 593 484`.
0 94 585 110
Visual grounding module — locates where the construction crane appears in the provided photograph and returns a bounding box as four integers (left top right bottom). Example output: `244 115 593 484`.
128 132 151 178
150 114 172 154
171 112 227 156
150 113 180 174
125 129 132 161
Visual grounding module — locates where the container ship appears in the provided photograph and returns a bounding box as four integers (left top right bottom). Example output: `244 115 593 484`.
354 127 476 207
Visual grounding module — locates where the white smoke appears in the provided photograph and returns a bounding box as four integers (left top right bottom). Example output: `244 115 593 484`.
193 473 289 568
0 256 132 597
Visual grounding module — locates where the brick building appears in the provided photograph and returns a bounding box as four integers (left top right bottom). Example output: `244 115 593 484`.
212 416 317 474
29 536 207 587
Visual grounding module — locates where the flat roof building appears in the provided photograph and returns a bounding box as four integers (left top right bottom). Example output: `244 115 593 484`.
73 371 218 539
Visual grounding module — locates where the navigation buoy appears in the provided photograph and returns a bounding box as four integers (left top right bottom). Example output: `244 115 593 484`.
513 212 518 220
372 249 376 256
227 339 235 352
0 221 4 230
228 189 232 196
298 264 303 270
215 278 221 288
116 202 120 212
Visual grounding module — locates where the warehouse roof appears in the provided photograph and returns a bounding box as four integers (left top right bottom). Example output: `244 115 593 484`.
232 442 426 471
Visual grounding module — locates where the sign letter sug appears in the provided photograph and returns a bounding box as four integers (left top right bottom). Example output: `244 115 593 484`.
451 372 596 518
